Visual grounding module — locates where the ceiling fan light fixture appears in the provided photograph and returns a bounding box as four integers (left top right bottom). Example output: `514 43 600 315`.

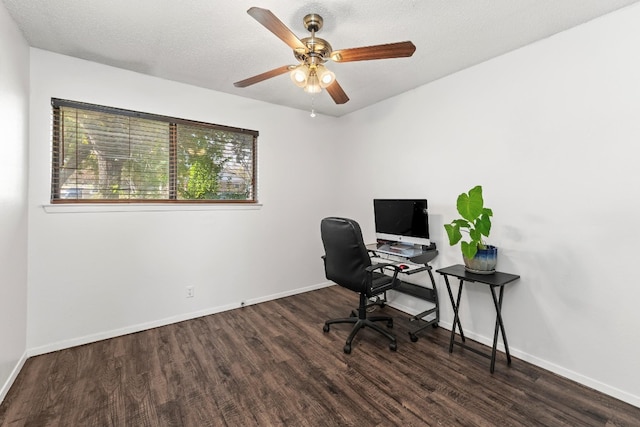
317 64 335 88
290 65 309 87
304 70 322 94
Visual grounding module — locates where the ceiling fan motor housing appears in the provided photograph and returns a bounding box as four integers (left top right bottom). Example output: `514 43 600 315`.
295 37 332 64
294 14 332 65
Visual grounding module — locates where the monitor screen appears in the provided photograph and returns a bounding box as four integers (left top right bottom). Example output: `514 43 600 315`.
373 199 430 246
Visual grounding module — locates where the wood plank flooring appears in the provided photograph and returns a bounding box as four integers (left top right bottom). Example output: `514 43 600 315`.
1 285 639 426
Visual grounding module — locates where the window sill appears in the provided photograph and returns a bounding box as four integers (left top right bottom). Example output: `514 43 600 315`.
42 203 263 214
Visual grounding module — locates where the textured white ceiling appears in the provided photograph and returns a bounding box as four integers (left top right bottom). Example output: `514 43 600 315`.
3 0 639 116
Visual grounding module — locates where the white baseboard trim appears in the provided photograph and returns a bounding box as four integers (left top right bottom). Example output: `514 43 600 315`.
0 351 28 405
27 281 334 358
387 300 640 409
513 349 640 408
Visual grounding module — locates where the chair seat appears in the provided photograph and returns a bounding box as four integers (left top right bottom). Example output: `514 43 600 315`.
371 271 395 295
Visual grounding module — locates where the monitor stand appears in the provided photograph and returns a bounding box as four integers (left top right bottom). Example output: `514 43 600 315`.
376 242 424 257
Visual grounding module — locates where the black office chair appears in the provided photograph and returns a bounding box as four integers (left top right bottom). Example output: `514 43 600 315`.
320 217 400 354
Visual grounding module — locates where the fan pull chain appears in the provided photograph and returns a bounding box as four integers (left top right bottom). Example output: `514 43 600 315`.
310 97 316 118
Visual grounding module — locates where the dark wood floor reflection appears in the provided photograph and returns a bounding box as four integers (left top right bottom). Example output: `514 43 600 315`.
1 286 639 426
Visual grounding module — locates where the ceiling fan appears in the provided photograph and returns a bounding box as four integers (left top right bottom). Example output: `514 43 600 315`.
233 7 416 105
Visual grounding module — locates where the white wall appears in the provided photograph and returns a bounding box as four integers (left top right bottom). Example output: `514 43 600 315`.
0 1 29 402
27 49 341 354
340 3 640 407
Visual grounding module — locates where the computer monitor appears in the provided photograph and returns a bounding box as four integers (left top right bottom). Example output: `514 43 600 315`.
373 199 430 247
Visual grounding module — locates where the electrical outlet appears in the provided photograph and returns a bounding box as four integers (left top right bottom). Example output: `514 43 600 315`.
186 286 194 298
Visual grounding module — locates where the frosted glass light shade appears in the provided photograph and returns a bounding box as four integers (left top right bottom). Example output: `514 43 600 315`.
317 64 335 88
290 66 308 88
304 71 321 94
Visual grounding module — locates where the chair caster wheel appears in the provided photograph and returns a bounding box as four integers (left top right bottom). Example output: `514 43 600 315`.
389 342 397 352
409 333 418 342
387 320 393 328
343 344 352 354
323 324 330 333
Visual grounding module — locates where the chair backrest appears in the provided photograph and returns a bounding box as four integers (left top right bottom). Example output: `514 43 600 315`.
320 217 372 293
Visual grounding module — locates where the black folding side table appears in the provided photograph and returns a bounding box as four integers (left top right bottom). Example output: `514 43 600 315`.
436 264 520 373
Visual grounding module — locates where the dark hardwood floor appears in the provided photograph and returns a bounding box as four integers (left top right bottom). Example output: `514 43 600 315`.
1 285 639 426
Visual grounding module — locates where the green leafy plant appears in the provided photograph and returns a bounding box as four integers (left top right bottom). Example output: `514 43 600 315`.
444 185 493 260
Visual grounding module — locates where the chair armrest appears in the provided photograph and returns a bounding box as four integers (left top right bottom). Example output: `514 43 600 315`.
366 263 401 295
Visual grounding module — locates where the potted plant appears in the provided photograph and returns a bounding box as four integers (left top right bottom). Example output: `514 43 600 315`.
444 185 497 274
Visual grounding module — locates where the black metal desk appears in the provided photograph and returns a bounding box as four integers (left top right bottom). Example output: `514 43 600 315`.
436 264 520 373
367 244 440 342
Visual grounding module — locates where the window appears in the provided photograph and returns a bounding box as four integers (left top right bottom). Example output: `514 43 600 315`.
51 98 258 203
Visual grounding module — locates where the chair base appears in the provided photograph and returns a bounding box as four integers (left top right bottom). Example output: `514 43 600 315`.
323 294 397 354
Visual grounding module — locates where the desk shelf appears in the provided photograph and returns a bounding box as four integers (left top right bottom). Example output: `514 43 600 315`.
395 280 437 301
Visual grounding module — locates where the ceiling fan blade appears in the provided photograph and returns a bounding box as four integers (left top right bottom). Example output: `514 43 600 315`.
330 41 416 62
234 65 293 88
247 7 307 52
326 80 349 104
